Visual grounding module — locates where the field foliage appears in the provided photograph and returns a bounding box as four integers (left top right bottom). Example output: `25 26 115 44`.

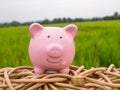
0 20 120 68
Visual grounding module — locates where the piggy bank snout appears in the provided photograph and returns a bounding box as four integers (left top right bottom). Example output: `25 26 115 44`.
47 44 63 58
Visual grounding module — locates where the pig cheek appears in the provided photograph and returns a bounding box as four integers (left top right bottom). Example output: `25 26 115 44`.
33 55 51 68
62 44 75 65
29 46 48 67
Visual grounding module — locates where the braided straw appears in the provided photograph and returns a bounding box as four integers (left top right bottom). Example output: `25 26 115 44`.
0 64 120 90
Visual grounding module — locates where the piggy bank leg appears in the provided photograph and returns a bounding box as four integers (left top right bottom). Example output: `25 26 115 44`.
60 67 69 74
34 67 44 74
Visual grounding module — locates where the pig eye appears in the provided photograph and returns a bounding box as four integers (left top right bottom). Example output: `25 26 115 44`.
47 35 50 38
60 36 62 39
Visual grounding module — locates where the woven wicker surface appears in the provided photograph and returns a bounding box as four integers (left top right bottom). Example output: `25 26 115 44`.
0 64 120 90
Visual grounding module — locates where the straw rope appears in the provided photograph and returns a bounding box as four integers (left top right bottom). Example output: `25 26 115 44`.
0 64 120 90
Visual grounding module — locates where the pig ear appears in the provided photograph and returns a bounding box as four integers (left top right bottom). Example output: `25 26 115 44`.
29 23 43 38
64 24 78 38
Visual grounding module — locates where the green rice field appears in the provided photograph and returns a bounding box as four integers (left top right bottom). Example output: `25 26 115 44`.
0 20 120 68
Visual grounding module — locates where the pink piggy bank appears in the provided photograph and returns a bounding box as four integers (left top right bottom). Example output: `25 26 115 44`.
29 23 77 74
